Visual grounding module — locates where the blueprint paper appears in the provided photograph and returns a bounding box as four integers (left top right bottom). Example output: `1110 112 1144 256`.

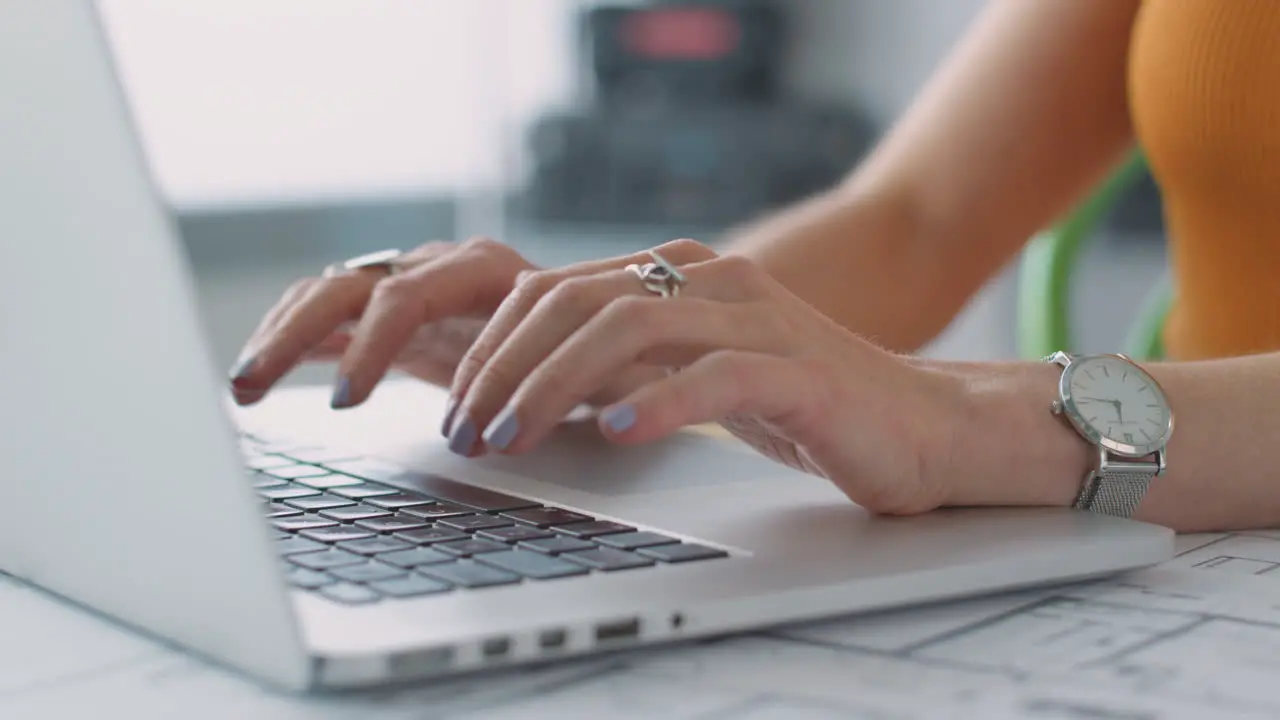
7 530 1280 719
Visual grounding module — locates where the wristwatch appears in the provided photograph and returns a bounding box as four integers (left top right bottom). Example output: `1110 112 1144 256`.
1045 352 1175 517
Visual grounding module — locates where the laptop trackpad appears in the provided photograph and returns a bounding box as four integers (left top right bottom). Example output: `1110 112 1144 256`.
474 422 773 497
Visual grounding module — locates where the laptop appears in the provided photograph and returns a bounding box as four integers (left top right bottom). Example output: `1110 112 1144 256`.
0 0 1174 692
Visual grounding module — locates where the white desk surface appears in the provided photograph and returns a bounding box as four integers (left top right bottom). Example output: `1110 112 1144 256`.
6 382 1280 719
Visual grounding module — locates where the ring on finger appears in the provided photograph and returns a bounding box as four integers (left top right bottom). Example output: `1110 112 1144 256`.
625 250 687 298
322 248 404 279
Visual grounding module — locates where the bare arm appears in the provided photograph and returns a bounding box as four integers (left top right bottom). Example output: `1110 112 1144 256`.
944 352 1280 532
726 0 1142 351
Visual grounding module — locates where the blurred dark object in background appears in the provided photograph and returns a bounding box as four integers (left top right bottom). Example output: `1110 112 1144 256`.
523 0 876 226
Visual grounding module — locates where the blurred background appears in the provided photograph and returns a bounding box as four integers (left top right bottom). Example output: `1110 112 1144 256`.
97 0 1169 387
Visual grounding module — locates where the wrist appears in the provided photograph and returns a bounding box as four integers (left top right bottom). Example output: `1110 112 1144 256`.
937 361 1093 508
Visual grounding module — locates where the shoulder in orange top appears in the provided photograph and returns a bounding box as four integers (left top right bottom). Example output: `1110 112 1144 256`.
1128 0 1280 360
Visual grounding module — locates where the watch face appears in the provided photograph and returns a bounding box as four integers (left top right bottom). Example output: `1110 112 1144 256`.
1062 355 1173 457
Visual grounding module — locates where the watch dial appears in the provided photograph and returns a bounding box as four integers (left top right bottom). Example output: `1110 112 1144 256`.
1067 356 1172 453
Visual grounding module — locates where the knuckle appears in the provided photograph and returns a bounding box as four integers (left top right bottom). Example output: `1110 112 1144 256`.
714 255 770 292
514 269 561 299
601 295 658 336
284 278 317 299
459 235 512 259
660 237 714 261
705 349 752 388
373 274 420 301
544 275 600 311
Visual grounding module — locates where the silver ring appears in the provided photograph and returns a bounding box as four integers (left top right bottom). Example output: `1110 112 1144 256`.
322 248 403 278
625 250 687 298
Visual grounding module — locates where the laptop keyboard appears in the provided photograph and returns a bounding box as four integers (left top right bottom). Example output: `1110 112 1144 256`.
240 435 729 606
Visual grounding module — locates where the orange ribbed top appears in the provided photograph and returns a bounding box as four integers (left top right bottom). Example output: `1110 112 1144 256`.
1129 0 1280 360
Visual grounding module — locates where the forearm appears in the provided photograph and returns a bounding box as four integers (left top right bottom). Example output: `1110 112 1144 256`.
943 353 1280 532
722 0 1141 352
722 187 966 352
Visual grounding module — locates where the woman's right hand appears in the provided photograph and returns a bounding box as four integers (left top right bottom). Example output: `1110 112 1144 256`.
228 237 609 422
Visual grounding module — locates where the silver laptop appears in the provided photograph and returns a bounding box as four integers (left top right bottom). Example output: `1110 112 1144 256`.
0 0 1173 692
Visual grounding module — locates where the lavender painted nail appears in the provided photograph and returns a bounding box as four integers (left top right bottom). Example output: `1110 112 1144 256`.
440 397 459 437
448 415 478 456
229 355 256 383
483 406 520 451
330 376 352 409
600 405 636 433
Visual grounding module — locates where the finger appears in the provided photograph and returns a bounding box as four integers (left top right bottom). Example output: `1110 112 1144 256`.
447 237 716 405
302 328 354 361
330 237 532 409
232 273 379 404
231 278 317 376
478 297 785 454
596 350 808 445
443 239 717 450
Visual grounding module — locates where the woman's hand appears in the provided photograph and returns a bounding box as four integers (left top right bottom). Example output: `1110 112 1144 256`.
229 237 656 418
446 238 969 515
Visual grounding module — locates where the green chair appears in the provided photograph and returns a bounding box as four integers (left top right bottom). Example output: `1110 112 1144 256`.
1016 150 1172 361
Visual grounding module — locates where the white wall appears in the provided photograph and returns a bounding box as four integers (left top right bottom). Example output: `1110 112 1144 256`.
785 0 986 126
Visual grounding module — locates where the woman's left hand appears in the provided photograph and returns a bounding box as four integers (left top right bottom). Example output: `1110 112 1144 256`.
439 238 968 515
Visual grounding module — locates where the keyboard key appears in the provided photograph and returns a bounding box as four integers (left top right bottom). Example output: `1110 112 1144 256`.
368 574 453 598
419 560 521 589
258 485 322 501
277 536 326 556
252 476 289 489
364 492 434 510
330 483 399 499
355 514 430 534
288 548 366 571
434 539 508 558
263 464 333 480
247 455 296 471
391 473 542 512
272 515 339 532
637 543 729 563
393 526 468 545
517 536 596 555
318 582 381 605
553 521 634 538
338 536 412 556
476 550 590 580
594 531 679 551
502 507 592 528
283 494 356 512
285 567 335 589
561 547 654 572
299 526 376 543
437 515 512 532
377 547 453 568
265 502 302 519
400 502 476 520
318 504 392 522
329 561 407 584
476 525 554 544
293 473 364 490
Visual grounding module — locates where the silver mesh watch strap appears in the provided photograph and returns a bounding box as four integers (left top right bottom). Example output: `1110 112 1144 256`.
1074 462 1159 518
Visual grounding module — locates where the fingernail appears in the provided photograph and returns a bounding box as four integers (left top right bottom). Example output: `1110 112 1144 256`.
330 376 353 409
448 415 478 456
600 404 636 434
483 406 520 451
440 396 459 438
229 356 256 385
